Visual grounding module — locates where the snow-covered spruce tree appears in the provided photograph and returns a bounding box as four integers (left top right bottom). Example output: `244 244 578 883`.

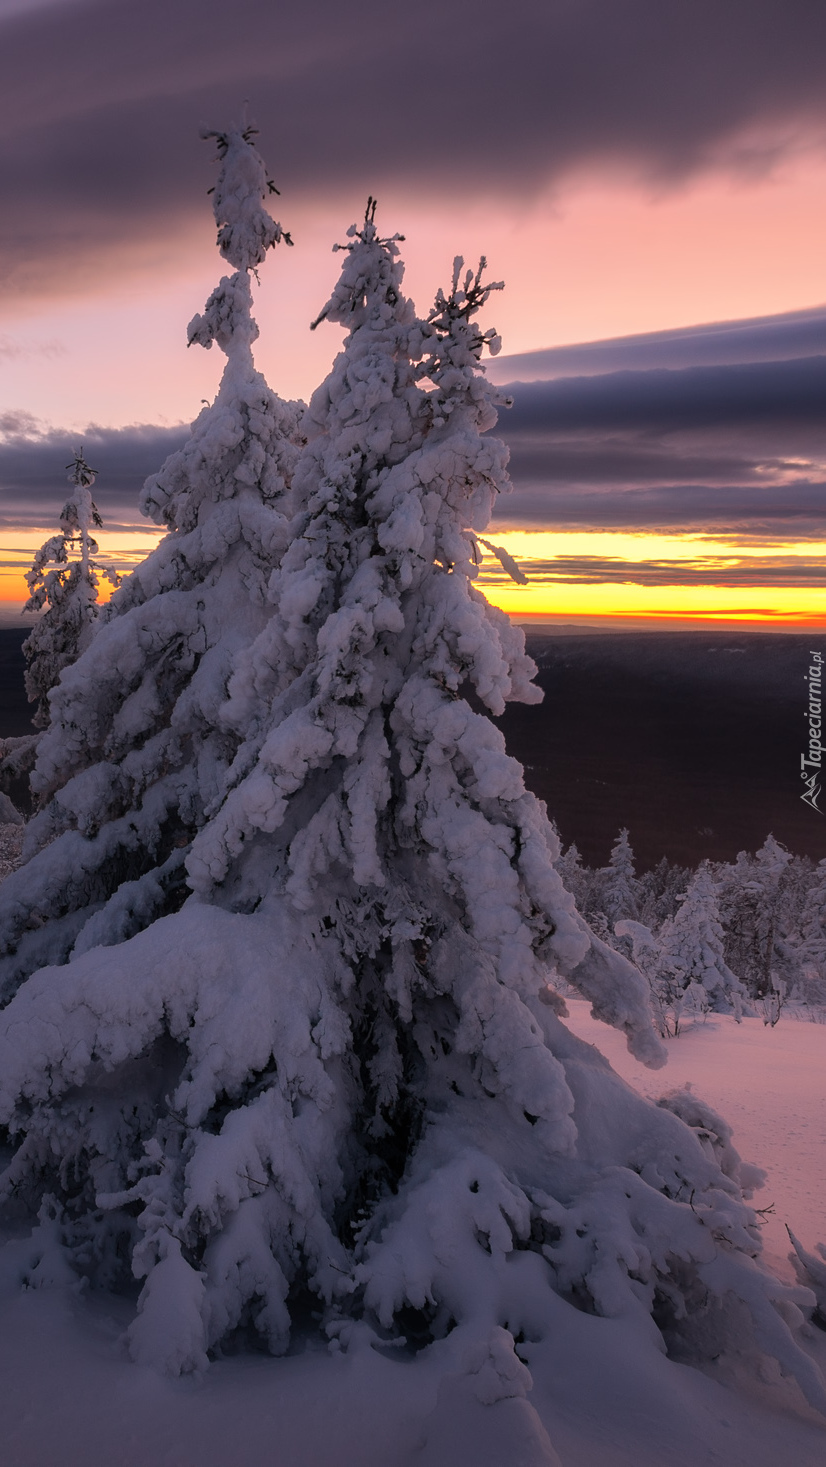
0 220 823 1429
601 826 641 927
0 123 303 999
655 864 746 1019
21 449 120 730
717 836 799 1000
0 450 118 813
554 839 589 911
798 857 826 998
638 853 693 930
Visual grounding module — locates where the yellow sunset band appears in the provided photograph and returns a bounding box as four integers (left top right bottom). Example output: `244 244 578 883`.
0 528 166 608
483 579 826 624
2 526 825 626
474 529 826 624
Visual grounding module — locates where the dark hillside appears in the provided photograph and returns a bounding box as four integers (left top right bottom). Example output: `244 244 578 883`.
2 627 823 867
495 631 826 868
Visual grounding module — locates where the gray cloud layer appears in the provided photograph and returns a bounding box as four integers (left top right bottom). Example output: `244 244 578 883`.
0 420 187 528
494 481 826 539
3 0 826 297
489 306 826 381
492 353 826 536
502 355 826 433
2 340 825 544
477 555 826 588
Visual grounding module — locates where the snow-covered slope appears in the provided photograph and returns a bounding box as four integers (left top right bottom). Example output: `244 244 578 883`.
564 1002 826 1288
0 1008 824 1466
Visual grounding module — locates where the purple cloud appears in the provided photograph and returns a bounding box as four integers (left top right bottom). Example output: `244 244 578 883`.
2 326 826 543
489 353 826 534
489 307 826 381
0 420 187 528
2 0 826 297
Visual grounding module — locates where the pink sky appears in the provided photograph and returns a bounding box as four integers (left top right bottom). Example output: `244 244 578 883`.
2 0 826 625
2 151 826 427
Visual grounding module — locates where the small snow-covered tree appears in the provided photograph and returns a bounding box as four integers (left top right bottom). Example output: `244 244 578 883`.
602 827 640 925
613 916 665 1024
21 449 120 729
718 836 799 999
0 210 822 1430
586 827 640 940
655 864 745 1021
0 122 304 999
555 840 589 909
638 854 693 930
798 857 826 998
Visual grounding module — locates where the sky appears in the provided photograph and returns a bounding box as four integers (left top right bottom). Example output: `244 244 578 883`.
1 0 826 628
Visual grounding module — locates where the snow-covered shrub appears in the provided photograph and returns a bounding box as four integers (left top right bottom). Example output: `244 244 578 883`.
612 916 673 1031
0 123 304 1000
788 1227 826 1328
0 200 822 1423
582 837 824 1017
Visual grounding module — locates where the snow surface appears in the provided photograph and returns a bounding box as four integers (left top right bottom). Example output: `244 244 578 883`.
563 1001 826 1289
0 1006 824 1466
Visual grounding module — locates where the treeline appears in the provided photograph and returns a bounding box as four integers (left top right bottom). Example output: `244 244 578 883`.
555 829 826 1031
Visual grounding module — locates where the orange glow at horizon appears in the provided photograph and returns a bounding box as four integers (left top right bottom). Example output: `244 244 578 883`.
2 526 825 631
0 527 166 613
482 581 826 624
472 530 826 626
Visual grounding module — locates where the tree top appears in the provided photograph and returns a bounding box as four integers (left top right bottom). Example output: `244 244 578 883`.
310 197 407 333
200 121 293 272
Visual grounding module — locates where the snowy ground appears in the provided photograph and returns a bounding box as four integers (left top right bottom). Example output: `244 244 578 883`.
0 1003 824 1466
564 1001 826 1287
